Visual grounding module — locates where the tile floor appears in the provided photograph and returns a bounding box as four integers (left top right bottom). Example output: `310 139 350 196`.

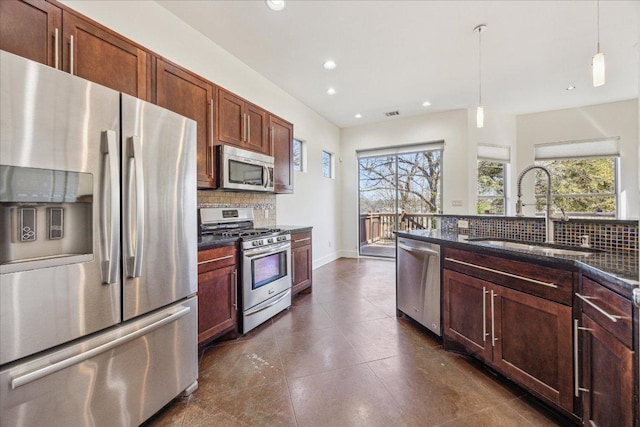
143 258 573 427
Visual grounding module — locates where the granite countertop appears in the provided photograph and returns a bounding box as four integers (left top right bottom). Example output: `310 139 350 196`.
396 229 639 293
277 225 313 233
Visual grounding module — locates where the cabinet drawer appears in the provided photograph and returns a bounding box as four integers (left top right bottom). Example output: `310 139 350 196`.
579 277 633 348
198 245 237 274
443 247 574 305
291 232 311 249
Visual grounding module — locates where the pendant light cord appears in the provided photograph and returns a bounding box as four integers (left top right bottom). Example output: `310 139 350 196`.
478 27 482 106
596 0 600 53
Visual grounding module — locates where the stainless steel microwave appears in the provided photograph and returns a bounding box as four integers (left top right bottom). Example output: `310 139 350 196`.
218 145 274 192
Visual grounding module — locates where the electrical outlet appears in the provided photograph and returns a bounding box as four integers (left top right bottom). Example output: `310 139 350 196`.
264 210 269 219
451 200 463 207
458 220 469 228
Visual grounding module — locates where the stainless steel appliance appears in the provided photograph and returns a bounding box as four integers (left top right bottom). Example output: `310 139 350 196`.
396 237 442 336
199 207 291 333
0 51 198 426
218 145 275 192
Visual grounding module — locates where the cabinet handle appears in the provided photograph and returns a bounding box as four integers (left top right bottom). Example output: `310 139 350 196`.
482 287 488 343
270 126 275 154
241 113 247 142
490 290 496 346
575 293 624 323
247 115 251 143
209 99 215 178
444 258 558 289
294 237 311 243
54 28 59 69
573 319 580 397
197 254 234 265
69 35 74 75
232 269 238 309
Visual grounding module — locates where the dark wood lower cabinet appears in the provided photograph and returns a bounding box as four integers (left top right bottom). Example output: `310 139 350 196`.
291 231 312 295
443 250 575 416
197 245 238 344
580 314 634 427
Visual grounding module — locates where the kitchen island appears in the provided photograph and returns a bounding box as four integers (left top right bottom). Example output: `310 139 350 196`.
396 229 638 426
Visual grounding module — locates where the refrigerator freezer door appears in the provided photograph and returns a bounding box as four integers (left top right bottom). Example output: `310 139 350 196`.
0 51 121 365
0 297 198 427
121 94 197 321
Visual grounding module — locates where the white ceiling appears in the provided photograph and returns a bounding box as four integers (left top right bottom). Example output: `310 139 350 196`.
156 0 639 128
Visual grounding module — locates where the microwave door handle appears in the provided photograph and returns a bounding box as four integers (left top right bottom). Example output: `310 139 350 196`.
263 165 269 188
101 130 120 284
126 136 145 278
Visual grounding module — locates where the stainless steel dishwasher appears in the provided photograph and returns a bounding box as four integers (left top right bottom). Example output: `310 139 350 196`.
396 237 441 336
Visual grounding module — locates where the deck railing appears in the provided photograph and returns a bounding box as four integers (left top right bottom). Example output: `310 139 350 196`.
359 212 435 245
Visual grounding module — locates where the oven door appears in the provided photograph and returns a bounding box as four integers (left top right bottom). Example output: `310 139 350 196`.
242 242 291 310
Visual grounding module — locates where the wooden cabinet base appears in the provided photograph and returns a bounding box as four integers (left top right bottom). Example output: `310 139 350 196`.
291 231 312 295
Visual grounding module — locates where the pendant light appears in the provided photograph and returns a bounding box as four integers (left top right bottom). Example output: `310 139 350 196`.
592 0 605 87
474 24 486 128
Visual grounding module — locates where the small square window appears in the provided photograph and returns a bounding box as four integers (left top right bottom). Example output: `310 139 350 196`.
293 138 305 172
322 150 334 178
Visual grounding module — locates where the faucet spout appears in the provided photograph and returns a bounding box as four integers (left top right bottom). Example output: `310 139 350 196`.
516 165 554 243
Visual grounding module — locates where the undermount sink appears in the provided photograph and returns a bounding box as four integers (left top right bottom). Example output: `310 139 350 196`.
468 238 601 257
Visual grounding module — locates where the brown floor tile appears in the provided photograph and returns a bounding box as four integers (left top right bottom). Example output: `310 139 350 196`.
183 380 296 427
320 296 389 323
437 403 538 427
271 301 335 336
141 395 189 426
506 395 575 426
276 326 364 379
288 364 407 426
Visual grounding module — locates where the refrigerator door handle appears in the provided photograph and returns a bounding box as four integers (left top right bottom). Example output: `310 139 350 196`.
126 136 145 278
10 306 192 390
101 130 120 284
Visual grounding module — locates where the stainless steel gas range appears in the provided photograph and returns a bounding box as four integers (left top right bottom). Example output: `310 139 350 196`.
199 208 292 334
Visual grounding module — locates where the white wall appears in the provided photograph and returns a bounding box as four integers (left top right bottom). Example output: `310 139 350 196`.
340 109 469 257
60 0 342 267
516 99 639 219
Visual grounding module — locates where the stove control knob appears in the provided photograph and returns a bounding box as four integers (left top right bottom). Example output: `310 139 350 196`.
259 241 264 246
252 241 259 246
268 238 274 244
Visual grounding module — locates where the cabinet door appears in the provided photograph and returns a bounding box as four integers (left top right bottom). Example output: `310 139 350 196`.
492 285 573 413
442 269 492 362
580 314 634 427
62 12 149 100
156 59 215 188
292 244 312 294
270 115 294 193
198 265 237 344
246 104 269 155
0 0 62 68
216 88 244 147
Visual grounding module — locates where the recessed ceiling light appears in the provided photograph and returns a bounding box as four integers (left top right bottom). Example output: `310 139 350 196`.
422 101 431 107
323 60 337 70
355 113 362 118
265 0 286 11
566 85 576 91
326 87 336 95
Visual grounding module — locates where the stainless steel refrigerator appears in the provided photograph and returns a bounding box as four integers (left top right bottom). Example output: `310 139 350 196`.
0 51 198 426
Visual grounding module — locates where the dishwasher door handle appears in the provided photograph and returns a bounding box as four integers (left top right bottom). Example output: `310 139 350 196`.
398 242 439 257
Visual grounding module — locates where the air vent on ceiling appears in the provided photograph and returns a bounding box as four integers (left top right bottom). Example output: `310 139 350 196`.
385 110 400 117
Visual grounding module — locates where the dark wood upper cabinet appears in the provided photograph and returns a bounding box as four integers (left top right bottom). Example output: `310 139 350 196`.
216 89 244 147
216 87 271 156
62 12 150 100
270 115 294 193
0 0 62 68
155 58 216 189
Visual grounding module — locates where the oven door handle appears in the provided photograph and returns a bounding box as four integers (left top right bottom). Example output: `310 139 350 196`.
244 242 290 258
245 289 291 316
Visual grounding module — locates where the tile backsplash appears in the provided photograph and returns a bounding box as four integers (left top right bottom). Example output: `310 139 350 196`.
197 191 276 227
440 215 638 254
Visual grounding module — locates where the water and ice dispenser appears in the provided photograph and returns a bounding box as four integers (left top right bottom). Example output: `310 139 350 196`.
0 165 93 272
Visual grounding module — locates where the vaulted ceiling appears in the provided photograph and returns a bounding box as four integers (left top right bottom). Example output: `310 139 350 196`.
157 0 639 128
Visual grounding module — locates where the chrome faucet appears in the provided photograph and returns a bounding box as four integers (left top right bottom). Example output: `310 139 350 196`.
516 165 554 243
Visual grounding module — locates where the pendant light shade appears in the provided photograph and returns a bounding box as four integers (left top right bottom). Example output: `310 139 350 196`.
592 52 605 87
474 24 486 128
592 0 605 87
476 105 484 128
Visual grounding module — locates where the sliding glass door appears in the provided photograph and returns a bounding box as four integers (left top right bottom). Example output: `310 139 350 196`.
358 144 442 258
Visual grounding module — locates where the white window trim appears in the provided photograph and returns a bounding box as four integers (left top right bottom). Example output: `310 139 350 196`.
322 150 335 179
477 159 508 216
293 137 307 173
